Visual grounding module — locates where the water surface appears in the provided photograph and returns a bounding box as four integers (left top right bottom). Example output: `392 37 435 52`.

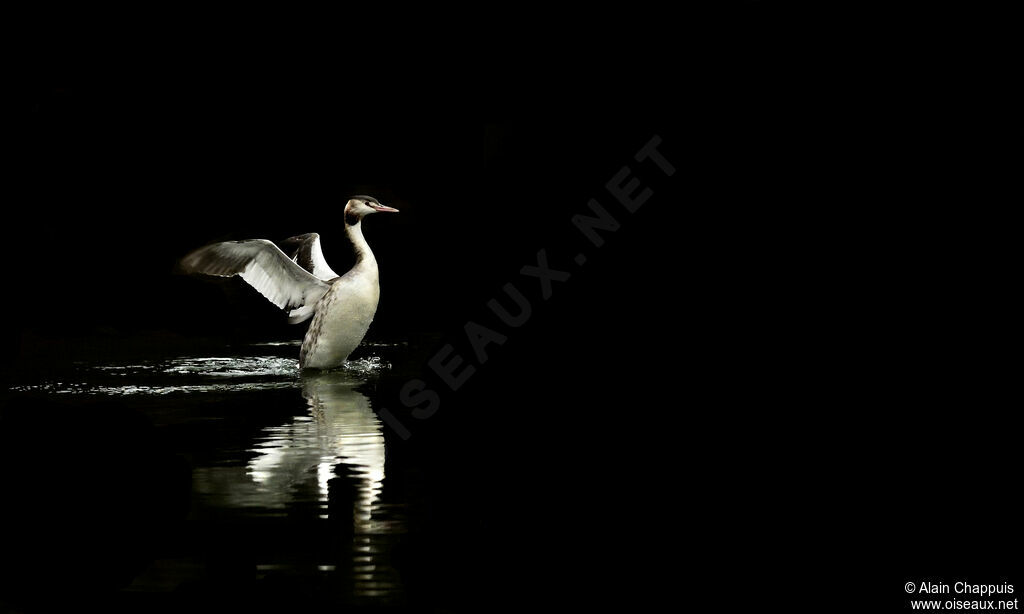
5 341 412 608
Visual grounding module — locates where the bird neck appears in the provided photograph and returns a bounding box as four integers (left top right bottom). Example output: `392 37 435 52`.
345 220 378 278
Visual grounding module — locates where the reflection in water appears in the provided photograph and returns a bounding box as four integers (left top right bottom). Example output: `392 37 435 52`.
248 372 397 532
243 370 406 600
8 350 407 603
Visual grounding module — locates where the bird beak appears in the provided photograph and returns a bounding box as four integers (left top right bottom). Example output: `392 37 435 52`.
373 204 399 213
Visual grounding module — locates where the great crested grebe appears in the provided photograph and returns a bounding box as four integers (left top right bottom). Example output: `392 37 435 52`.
180 196 398 369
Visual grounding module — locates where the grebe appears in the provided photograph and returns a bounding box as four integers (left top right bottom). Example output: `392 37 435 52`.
180 196 398 369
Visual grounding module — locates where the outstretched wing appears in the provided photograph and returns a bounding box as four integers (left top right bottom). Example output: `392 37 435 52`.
180 239 331 324
281 233 340 281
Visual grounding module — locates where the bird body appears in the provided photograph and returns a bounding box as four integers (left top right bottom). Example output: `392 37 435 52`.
299 253 380 369
180 197 398 370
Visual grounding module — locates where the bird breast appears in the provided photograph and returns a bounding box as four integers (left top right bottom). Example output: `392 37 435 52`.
299 273 380 369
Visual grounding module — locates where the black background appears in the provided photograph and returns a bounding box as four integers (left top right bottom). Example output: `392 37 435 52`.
3 13 1020 612
4 84 699 612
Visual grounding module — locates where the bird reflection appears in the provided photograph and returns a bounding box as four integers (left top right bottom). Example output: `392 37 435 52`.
245 371 400 533
189 368 405 601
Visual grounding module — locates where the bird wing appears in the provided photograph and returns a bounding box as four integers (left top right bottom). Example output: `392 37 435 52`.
180 239 331 324
281 233 340 281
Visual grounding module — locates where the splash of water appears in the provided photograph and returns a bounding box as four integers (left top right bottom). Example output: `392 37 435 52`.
340 356 391 376
7 347 392 396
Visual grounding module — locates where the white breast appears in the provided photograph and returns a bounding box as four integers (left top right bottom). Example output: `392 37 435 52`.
299 273 380 369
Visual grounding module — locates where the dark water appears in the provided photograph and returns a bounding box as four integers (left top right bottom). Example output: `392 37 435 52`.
0 341 432 611
0 316 687 613
4 330 1018 611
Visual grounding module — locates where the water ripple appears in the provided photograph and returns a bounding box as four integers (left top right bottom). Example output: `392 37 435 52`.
7 349 392 396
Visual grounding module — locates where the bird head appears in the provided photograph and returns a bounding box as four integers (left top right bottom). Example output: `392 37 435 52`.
345 196 399 224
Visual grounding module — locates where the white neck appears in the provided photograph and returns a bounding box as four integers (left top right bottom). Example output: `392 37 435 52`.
345 220 378 280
